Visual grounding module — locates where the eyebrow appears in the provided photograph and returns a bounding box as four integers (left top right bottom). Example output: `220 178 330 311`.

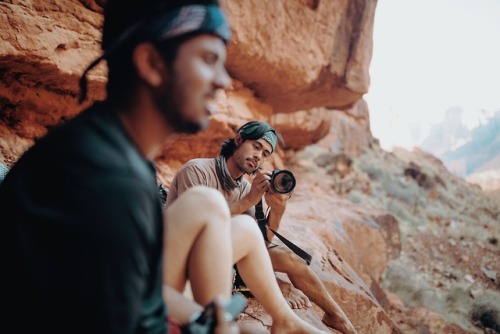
255 140 272 156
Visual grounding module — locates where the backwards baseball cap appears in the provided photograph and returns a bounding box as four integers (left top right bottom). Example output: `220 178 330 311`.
237 121 280 153
79 0 231 103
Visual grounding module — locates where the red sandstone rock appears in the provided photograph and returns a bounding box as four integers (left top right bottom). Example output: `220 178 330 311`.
221 0 375 113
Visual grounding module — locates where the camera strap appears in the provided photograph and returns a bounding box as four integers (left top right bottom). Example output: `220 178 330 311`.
255 200 312 265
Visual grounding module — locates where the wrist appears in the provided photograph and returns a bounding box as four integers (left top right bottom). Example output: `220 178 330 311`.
268 221 280 231
270 206 285 215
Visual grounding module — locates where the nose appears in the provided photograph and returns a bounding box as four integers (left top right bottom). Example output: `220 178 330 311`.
214 66 232 90
253 150 262 162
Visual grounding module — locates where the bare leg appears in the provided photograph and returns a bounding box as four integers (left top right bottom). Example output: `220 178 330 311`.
231 215 327 334
275 274 311 309
269 246 357 334
162 285 203 324
163 186 233 306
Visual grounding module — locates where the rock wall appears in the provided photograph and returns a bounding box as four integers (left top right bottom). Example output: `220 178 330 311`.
222 0 375 113
0 0 376 170
0 0 106 162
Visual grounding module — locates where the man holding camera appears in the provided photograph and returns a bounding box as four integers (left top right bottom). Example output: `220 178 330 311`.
166 121 357 334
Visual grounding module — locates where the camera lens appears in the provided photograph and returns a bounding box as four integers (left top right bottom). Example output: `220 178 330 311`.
271 170 296 194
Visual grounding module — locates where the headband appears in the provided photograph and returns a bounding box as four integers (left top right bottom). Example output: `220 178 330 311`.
239 122 278 152
261 131 278 152
78 4 231 103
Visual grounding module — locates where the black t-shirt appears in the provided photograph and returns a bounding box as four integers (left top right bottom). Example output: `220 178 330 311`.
0 103 167 334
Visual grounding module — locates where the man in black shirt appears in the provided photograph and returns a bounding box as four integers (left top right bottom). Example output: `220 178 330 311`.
0 1 236 333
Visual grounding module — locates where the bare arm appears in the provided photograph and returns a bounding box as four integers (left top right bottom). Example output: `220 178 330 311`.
229 170 289 242
228 171 270 215
228 196 256 216
262 189 288 242
227 170 290 242
163 285 203 324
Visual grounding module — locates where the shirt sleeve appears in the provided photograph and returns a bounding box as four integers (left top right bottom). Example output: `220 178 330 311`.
166 162 209 207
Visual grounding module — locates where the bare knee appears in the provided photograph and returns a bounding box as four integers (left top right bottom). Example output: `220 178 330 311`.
166 186 230 230
232 215 264 242
272 247 308 272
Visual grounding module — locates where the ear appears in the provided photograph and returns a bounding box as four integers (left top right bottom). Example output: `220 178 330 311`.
132 43 168 87
234 133 243 147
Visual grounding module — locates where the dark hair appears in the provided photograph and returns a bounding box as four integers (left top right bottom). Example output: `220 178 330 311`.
220 121 284 158
101 0 221 106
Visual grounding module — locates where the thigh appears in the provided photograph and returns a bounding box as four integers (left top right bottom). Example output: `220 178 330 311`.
230 214 266 264
163 186 229 287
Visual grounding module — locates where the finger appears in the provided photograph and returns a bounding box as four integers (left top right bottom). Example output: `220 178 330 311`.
258 172 271 181
253 176 269 187
213 297 228 326
257 179 269 189
258 169 272 177
251 181 260 191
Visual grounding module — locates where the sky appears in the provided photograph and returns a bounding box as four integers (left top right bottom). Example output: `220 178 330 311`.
364 0 500 150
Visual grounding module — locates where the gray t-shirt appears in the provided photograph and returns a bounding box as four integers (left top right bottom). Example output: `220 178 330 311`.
166 158 251 211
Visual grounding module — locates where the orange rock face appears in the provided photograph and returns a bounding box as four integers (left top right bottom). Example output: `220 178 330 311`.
222 0 375 113
0 0 105 162
0 0 375 168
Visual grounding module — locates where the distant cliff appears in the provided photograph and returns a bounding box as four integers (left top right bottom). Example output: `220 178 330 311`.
420 108 500 191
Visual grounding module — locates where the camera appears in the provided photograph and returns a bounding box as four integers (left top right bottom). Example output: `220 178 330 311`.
270 169 296 194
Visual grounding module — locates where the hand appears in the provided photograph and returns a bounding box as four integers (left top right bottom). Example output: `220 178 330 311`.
264 186 289 212
184 296 240 334
213 297 240 334
246 170 271 205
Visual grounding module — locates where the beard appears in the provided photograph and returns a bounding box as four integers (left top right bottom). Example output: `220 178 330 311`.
154 70 208 134
236 158 259 175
